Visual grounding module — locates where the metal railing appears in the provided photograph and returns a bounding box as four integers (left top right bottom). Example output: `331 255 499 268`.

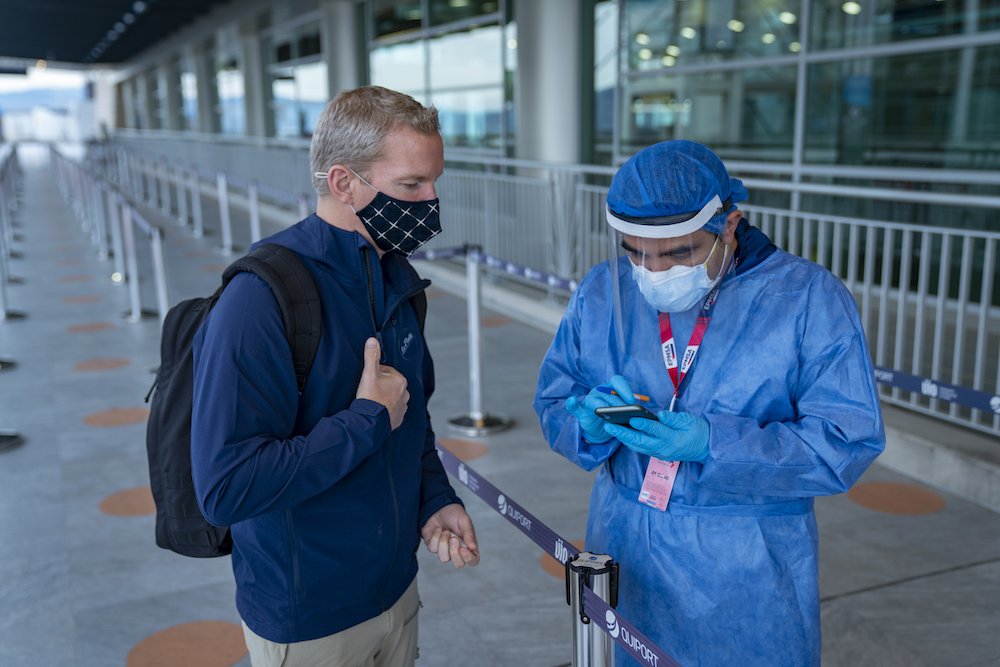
0 145 24 323
102 133 1000 437
51 147 171 327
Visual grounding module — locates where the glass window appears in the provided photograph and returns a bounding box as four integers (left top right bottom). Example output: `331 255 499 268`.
810 0 1000 50
371 41 427 94
180 70 198 131
429 25 502 88
621 65 797 160
432 88 504 148
595 0 619 154
625 0 802 71
806 45 1000 168
429 0 500 26
271 61 329 138
374 0 423 38
216 56 246 135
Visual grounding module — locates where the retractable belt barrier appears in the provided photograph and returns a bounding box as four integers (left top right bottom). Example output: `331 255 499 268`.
434 442 681 667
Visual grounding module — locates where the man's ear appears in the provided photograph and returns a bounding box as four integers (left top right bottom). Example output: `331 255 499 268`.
721 210 742 245
326 165 355 206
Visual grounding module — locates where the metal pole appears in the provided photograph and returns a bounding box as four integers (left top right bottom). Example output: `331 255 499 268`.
567 553 617 667
175 162 188 225
249 180 262 244
92 181 109 261
149 227 170 328
107 191 126 284
447 248 510 437
217 172 233 255
117 147 129 191
158 158 171 215
191 167 204 238
298 193 309 220
121 206 144 322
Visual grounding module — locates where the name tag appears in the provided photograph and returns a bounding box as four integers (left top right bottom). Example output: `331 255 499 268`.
637 458 678 512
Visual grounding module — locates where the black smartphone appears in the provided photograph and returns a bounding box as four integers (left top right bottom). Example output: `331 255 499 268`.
594 404 658 428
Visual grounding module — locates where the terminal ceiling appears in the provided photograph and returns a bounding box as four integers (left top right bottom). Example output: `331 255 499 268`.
0 0 230 65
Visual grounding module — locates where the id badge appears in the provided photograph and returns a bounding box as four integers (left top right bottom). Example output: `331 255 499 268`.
638 458 678 511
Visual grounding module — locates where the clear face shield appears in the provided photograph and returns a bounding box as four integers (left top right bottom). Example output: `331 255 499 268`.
606 195 738 411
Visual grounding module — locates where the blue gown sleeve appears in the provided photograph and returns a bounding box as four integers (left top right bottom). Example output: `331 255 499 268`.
534 285 622 472
417 335 463 528
191 272 392 526
692 275 885 497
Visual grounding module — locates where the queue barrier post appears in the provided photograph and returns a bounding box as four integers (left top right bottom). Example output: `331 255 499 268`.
217 172 234 255
190 167 204 238
447 247 511 437
106 189 126 285
568 553 618 667
91 178 109 261
149 225 170 328
248 180 262 244
0 151 25 452
175 161 188 226
158 157 171 215
297 193 309 220
121 205 146 323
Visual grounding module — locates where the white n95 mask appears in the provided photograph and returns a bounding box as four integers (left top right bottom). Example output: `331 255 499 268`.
630 238 727 313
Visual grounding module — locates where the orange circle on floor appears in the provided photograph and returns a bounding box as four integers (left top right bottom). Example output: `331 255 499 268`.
67 322 114 333
201 264 229 273
62 295 102 305
74 358 131 372
84 407 150 427
184 249 209 258
55 258 84 267
58 274 93 283
126 621 247 667
541 540 587 578
100 486 156 516
438 439 489 462
169 237 194 245
425 289 445 299
466 317 511 328
848 482 945 515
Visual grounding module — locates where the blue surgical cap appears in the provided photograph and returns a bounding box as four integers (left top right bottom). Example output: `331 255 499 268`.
607 140 748 236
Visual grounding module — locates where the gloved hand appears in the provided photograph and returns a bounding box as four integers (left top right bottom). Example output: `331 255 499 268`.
604 410 710 461
565 375 636 444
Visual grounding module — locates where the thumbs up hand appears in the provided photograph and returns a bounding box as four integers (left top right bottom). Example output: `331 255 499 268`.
356 337 409 430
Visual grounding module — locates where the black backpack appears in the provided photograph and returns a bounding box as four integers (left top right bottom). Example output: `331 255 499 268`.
146 243 429 558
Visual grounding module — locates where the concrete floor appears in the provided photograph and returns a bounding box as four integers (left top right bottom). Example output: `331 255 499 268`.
1 144 1000 667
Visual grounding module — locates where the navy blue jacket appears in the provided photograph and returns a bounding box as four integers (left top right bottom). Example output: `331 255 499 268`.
191 214 460 643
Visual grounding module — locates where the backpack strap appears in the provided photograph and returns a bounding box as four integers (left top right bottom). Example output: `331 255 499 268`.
221 243 322 393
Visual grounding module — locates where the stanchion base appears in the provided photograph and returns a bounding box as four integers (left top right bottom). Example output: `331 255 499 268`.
12 233 24 242
6 276 24 284
1 311 27 321
0 432 24 453
447 413 512 437
121 309 159 322
8 250 23 259
215 245 240 256
0 359 16 372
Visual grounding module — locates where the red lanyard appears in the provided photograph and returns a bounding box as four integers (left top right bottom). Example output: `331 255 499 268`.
658 255 735 412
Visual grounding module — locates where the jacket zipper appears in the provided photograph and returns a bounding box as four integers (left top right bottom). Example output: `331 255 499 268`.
286 509 302 596
363 248 401 612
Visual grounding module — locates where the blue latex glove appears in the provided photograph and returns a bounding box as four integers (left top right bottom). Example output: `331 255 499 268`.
565 375 636 444
604 410 710 461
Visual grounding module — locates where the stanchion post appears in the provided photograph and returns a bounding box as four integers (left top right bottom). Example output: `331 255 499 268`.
175 161 188 225
568 553 618 667
190 167 204 237
248 180 261 244
217 172 233 254
158 157 171 215
298 193 309 220
107 190 126 284
121 206 144 322
92 180 109 261
150 227 170 328
447 247 511 437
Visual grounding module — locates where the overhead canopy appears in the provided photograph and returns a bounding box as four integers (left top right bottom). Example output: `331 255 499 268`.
0 0 231 65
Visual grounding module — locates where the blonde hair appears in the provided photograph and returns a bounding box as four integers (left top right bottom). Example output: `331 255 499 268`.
310 86 440 197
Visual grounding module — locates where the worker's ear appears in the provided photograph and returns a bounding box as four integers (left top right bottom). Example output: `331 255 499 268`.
720 210 741 246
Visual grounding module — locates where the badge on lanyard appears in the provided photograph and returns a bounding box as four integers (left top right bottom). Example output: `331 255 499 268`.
638 254 735 512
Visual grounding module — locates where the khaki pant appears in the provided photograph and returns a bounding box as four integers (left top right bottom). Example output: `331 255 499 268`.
242 579 420 667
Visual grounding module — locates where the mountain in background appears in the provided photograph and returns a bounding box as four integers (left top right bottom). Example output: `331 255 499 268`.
0 87 86 113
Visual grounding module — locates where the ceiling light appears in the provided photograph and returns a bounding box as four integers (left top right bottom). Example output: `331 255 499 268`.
107 30 119 41
842 1 862 13
507 38 517 49
638 48 653 59
680 27 697 39
717 40 727 48
133 1 147 13
762 33 776 43
123 12 136 24
115 22 126 33
35 59 47 70
779 11 797 23
662 55 677 66
636 33 650 45
727 20 745 32
450 0 470 6
666 45 680 56
789 41 801 51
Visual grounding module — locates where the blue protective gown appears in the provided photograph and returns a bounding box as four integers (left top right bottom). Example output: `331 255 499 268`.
534 222 885 667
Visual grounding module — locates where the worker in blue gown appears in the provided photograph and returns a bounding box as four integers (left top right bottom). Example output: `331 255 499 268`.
534 140 885 667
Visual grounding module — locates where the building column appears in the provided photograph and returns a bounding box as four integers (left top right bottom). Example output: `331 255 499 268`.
121 79 136 129
194 46 217 133
241 19 267 137
320 0 359 98
514 0 582 163
160 62 182 131
136 74 154 130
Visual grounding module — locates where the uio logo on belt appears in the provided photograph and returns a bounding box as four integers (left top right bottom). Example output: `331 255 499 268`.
497 494 506 514
606 610 620 639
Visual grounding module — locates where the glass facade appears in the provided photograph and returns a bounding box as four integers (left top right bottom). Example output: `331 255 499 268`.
263 18 328 138
180 69 198 131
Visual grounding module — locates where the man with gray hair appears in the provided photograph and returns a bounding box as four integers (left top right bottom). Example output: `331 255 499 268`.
192 86 479 667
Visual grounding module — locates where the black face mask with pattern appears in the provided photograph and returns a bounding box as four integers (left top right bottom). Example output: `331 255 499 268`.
354 189 442 257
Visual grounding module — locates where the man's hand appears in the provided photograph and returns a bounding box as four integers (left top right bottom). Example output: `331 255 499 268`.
356 337 409 430
421 503 480 569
